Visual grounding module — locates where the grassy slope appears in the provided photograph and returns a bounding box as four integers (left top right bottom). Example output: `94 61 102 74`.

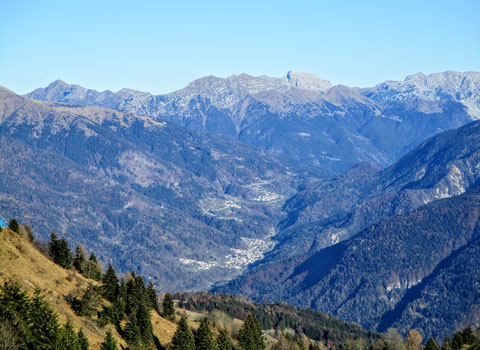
0 227 178 348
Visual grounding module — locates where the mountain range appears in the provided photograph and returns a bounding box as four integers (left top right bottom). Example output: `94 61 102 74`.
26 71 479 173
215 120 480 340
1 70 480 339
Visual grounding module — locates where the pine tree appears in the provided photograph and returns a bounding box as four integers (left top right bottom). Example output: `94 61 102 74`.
461 327 476 345
452 332 464 350
137 300 154 347
86 253 103 281
425 338 440 350
442 335 452 350
28 288 60 349
49 231 59 259
102 264 119 302
56 238 73 269
78 329 89 350
74 244 87 274
217 330 232 350
57 320 79 350
171 316 195 350
123 317 141 347
196 318 216 350
0 282 31 344
147 280 158 310
100 331 118 350
8 218 19 233
238 313 265 350
162 293 175 320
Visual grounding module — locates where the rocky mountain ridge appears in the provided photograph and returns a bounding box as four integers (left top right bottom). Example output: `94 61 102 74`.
26 71 478 173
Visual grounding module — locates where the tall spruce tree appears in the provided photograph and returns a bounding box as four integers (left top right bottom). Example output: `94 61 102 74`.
425 338 440 350
57 238 73 269
147 281 158 310
74 244 87 274
196 318 216 350
102 264 119 302
442 335 452 350
238 313 265 350
8 218 19 233
217 330 232 350
78 329 89 350
100 331 118 350
28 288 61 349
86 254 103 281
171 316 195 350
57 320 79 350
162 293 175 320
49 231 59 259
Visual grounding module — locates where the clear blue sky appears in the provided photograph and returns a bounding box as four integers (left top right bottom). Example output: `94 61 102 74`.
1 0 479 94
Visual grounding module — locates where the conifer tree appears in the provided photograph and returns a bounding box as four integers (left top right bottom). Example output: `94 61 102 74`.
123 317 141 347
28 288 60 349
57 320 79 350
137 300 154 347
57 238 73 269
102 264 119 302
74 244 87 274
8 218 19 233
49 231 59 259
171 316 195 350
78 329 89 350
86 253 103 281
425 338 440 350
217 330 232 350
196 318 216 350
147 280 158 310
100 331 118 350
238 313 265 350
162 292 175 320
452 332 464 350
0 282 31 343
461 327 476 345
442 335 452 350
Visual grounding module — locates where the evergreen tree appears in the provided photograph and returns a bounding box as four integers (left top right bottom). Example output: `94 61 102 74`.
8 218 19 233
217 330 232 350
49 231 59 259
57 320 79 350
86 253 103 281
56 238 73 269
442 335 452 350
28 288 61 349
100 331 118 350
137 300 154 347
461 327 476 345
238 313 265 350
171 316 195 350
102 264 119 302
0 282 31 344
78 329 89 350
123 317 141 347
196 318 216 350
425 338 440 350
74 244 87 274
452 332 464 350
162 293 176 320
147 280 158 310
